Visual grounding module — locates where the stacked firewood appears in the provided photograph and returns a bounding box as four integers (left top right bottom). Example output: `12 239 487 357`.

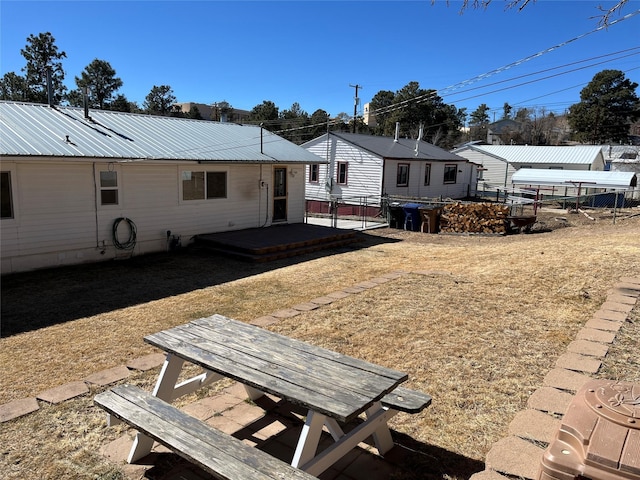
439 202 510 234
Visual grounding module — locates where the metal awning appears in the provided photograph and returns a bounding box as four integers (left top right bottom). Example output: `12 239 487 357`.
511 169 637 189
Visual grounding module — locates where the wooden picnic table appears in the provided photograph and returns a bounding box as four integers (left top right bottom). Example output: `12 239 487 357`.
124 314 428 477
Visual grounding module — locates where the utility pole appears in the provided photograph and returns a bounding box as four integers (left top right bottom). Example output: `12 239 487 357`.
349 84 361 133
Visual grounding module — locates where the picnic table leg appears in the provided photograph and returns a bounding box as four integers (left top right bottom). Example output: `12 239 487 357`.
366 402 395 454
127 354 184 463
291 410 325 469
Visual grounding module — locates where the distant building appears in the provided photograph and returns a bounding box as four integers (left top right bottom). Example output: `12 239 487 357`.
362 103 377 127
174 102 251 123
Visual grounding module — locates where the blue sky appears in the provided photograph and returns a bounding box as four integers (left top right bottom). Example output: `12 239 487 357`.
1 0 639 122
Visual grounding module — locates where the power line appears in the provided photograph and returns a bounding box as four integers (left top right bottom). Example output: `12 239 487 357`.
367 9 640 117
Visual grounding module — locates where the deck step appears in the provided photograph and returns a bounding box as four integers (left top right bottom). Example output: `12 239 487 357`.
194 224 363 262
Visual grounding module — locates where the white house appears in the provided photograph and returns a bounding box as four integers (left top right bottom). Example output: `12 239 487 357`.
303 132 477 212
452 144 605 193
0 101 325 274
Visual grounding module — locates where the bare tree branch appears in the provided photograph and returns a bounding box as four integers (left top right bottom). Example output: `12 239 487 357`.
432 0 630 25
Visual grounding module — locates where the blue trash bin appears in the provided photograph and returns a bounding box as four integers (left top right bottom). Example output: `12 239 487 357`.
402 203 423 231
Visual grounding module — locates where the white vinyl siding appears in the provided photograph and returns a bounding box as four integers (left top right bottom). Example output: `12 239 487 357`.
304 137 383 203
0 160 306 274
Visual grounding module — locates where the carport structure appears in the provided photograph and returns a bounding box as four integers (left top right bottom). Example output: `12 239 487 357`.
511 169 637 214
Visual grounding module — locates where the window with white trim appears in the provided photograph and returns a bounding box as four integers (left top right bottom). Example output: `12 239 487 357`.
396 163 409 187
100 170 119 205
182 171 227 200
1 171 14 219
337 162 348 185
443 164 457 184
309 164 319 183
424 163 431 186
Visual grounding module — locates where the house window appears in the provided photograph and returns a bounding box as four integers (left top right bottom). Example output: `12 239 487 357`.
443 164 457 184
337 162 348 185
424 164 431 186
1 171 13 219
100 171 119 205
396 163 409 187
309 164 319 183
182 171 227 200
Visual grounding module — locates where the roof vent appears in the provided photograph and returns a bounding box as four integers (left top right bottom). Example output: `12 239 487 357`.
394 122 400 142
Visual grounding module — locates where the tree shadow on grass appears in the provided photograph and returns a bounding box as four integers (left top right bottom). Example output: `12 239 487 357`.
1 231 400 337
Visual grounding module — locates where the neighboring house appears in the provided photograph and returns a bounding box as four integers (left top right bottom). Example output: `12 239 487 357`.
603 145 640 199
302 132 478 210
487 118 522 145
0 101 325 274
452 144 605 192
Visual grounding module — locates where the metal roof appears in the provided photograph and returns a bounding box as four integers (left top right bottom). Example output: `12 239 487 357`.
307 132 468 162
457 144 603 165
0 101 325 163
511 169 637 189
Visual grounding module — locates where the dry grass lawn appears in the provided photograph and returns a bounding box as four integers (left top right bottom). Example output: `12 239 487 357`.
1 207 639 479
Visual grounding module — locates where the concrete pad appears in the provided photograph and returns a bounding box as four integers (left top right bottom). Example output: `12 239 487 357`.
326 290 351 299
508 409 561 445
618 277 640 287
615 284 640 293
567 339 609 358
607 294 637 305
469 470 511 480
485 436 544 479
310 296 336 305
0 397 39 422
250 316 280 327
575 328 616 344
270 308 301 318
84 365 131 386
585 317 624 332
354 281 379 289
592 309 628 322
182 394 242 421
609 287 640 298
527 387 574 415
382 271 409 279
127 353 165 371
342 286 366 294
543 368 591 393
205 414 244 435
223 401 266 426
224 382 250 400
251 418 289 441
292 302 321 312
37 380 88 404
368 277 392 284
600 301 634 313
100 433 136 463
556 352 602 374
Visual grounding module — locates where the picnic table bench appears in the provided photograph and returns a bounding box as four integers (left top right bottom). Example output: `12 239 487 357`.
95 314 432 478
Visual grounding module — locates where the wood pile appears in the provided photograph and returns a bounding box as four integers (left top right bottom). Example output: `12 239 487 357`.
440 202 510 234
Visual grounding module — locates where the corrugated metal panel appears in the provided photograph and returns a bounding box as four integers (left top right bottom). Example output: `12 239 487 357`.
511 169 637 188
475 145 603 165
0 101 325 163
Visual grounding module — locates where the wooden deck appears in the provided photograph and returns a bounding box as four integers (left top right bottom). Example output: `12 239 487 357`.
193 223 362 262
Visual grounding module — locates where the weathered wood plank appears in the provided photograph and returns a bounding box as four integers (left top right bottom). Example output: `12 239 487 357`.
145 315 408 422
95 385 315 480
381 386 432 414
183 322 399 398
194 315 406 381
146 330 366 423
